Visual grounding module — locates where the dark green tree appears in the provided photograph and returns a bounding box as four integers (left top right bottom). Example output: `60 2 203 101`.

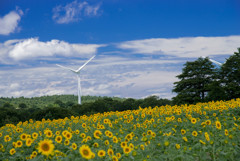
172 57 216 105
220 48 240 100
19 103 27 109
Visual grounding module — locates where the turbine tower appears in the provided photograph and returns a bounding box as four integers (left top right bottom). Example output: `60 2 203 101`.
56 55 95 104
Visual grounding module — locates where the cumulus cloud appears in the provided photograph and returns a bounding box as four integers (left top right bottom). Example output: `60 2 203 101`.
117 36 240 58
52 0 101 24
0 38 104 63
0 8 23 35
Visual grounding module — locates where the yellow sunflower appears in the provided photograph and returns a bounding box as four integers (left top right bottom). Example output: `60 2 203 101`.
26 138 33 147
175 144 181 149
98 150 106 158
112 155 118 161
181 129 186 135
65 132 72 140
216 121 221 130
32 132 38 139
4 135 11 142
37 139 55 156
55 136 62 143
20 133 27 141
225 129 229 136
108 148 114 156
123 146 131 154
72 143 77 150
192 131 198 137
191 118 197 124
9 148 16 155
79 144 92 160
16 140 23 148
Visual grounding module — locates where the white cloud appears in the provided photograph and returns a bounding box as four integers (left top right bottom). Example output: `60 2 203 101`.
52 0 101 24
0 38 104 62
118 36 240 58
0 9 23 35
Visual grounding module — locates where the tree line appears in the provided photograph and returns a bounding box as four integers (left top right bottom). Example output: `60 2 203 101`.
0 95 171 127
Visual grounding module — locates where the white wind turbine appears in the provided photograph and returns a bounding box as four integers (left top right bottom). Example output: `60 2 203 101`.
201 56 223 66
56 55 95 104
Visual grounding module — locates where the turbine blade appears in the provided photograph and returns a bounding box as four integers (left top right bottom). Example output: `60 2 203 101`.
209 58 223 66
56 64 77 73
77 55 96 72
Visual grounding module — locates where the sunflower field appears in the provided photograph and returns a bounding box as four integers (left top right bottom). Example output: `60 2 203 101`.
1 98 240 161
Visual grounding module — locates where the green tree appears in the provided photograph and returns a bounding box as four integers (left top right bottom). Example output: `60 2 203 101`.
220 48 240 100
19 103 27 109
172 57 216 105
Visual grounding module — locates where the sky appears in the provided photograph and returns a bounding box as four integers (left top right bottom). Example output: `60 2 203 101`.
0 0 240 99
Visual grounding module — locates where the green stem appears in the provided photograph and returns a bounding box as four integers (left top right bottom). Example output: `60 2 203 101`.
212 143 216 161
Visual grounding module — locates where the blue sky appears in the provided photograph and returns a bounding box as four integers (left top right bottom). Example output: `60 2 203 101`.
0 0 240 99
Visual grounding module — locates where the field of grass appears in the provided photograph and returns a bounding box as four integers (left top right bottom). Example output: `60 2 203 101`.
1 98 240 160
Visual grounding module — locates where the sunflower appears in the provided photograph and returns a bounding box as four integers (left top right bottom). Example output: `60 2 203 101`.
192 131 198 137
75 130 80 134
93 142 99 148
225 129 229 136
191 118 197 124
147 130 152 135
55 136 62 143
175 144 181 149
112 155 118 161
121 142 127 148
32 132 38 139
80 133 86 138
108 148 114 156
182 137 188 142
26 138 33 147
123 146 131 154
113 136 118 143
45 130 53 138
37 139 55 156
108 132 113 138
16 140 23 148
64 139 70 146
199 140 206 145
65 132 72 140
82 123 86 128
216 121 221 130
9 148 16 155
205 120 211 125
55 131 60 135
98 150 106 158
181 129 186 135
204 132 210 142
164 141 169 147
104 140 109 146
4 135 11 142
20 133 27 141
32 151 38 157
72 143 77 150
79 144 92 160
116 153 121 158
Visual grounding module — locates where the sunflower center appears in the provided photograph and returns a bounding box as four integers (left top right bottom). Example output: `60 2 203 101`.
41 143 50 151
83 149 90 156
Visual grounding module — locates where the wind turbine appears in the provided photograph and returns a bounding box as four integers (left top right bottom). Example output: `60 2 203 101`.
201 56 223 66
56 55 95 104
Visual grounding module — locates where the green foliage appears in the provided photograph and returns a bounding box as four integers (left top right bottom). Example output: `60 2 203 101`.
0 95 172 127
172 57 216 105
220 48 240 100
